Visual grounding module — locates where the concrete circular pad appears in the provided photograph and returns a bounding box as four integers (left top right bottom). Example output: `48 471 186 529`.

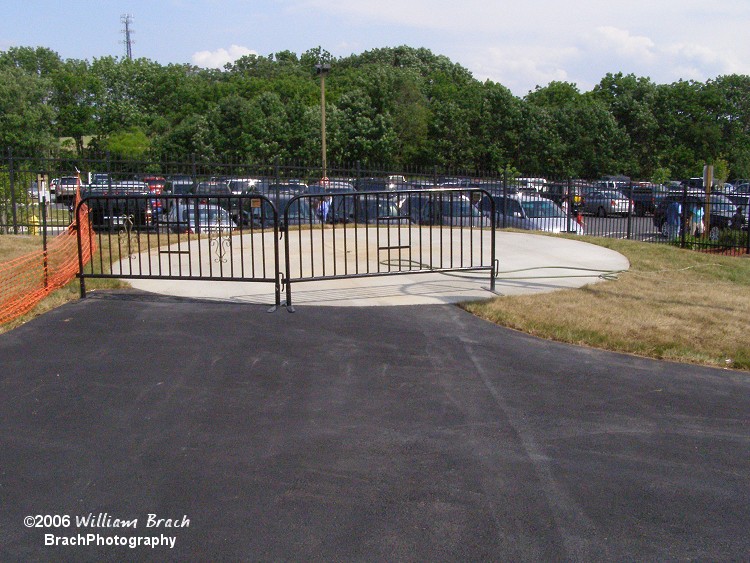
120 230 629 306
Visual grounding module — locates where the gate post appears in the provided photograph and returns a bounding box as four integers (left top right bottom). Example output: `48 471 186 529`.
489 189 497 292
75 199 87 298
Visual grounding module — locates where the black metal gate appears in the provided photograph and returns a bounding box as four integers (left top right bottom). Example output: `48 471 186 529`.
281 188 496 310
76 188 496 310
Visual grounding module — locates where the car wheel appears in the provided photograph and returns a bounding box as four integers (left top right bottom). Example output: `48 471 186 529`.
596 206 606 217
709 225 721 242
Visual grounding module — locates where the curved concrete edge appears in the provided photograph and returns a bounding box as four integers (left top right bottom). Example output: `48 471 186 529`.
119 230 629 307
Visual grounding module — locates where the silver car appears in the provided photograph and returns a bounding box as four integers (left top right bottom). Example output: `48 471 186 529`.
581 188 631 217
401 192 491 227
166 203 236 234
479 193 583 234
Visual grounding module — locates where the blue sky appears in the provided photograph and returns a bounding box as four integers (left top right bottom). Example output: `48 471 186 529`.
2 0 749 95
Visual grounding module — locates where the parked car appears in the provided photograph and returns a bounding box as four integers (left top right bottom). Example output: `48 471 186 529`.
88 173 110 186
354 177 390 192
166 175 195 195
681 178 705 190
261 182 308 195
165 203 236 234
227 178 261 194
539 182 585 209
653 193 741 240
306 182 357 196
143 176 166 193
51 176 82 205
580 188 632 217
619 184 669 216
477 193 583 234
727 192 750 215
81 184 155 231
247 191 320 228
326 193 410 225
400 192 490 227
192 181 251 225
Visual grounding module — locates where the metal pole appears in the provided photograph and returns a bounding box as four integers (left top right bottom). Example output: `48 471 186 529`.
321 72 327 180
680 184 688 249
502 167 507 229
76 199 87 299
626 180 633 240
41 197 48 289
315 63 330 181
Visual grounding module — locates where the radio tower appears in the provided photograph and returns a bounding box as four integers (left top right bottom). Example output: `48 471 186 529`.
121 14 135 60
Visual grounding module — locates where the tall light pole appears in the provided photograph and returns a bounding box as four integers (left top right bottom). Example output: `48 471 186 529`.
315 63 331 181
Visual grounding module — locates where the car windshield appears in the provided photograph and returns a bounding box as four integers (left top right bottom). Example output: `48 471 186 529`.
197 208 231 223
360 198 401 217
710 195 737 214
442 197 482 217
262 196 314 221
521 200 566 218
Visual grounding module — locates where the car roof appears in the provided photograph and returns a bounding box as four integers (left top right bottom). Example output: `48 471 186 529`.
490 193 552 202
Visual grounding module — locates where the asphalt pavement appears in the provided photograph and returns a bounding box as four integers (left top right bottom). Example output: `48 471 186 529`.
1 294 748 560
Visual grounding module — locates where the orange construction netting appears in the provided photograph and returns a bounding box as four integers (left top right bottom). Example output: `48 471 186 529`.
0 193 95 325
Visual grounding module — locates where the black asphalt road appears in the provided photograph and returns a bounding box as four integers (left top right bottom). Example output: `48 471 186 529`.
1 292 748 561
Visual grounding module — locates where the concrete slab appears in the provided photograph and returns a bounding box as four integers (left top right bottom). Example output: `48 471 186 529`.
114 229 629 306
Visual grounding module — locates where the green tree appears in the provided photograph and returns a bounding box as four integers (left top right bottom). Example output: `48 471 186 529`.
0 66 55 154
102 126 151 159
592 73 659 177
51 59 98 155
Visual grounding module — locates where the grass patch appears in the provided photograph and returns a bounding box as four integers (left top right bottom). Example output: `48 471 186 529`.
0 235 44 261
462 237 750 370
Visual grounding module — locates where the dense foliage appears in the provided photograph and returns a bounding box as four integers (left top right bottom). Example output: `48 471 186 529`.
2 45 749 180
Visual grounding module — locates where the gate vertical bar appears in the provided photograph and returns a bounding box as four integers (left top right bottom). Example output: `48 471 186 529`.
626 180 633 240
41 197 48 289
76 200 87 298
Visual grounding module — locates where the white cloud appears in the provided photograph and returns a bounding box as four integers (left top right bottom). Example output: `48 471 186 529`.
472 46 576 95
593 27 656 63
191 45 258 68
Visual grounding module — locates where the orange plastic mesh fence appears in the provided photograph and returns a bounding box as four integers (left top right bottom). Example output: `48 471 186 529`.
0 196 95 325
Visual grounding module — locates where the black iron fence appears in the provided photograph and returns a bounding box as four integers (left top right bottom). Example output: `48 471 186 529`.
76 192 282 307
74 188 496 309
281 189 496 309
3 152 749 255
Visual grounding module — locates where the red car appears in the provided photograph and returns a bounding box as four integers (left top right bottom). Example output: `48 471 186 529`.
143 176 166 194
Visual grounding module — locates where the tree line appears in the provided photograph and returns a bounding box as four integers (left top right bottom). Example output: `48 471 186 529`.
1 44 749 181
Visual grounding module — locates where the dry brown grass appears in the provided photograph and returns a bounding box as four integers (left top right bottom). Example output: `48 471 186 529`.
463 238 750 370
0 235 44 261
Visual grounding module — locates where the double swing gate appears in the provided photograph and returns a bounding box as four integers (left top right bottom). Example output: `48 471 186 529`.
76 188 497 310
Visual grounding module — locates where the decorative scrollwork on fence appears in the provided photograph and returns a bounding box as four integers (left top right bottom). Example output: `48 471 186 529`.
117 214 138 260
210 232 231 264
